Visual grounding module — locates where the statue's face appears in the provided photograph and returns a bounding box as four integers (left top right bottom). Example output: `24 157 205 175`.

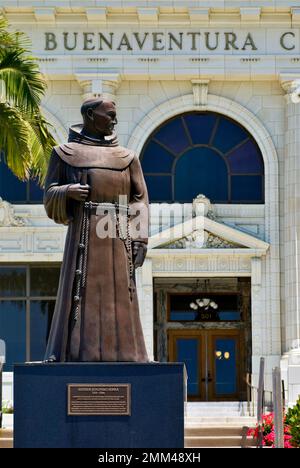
87 101 117 136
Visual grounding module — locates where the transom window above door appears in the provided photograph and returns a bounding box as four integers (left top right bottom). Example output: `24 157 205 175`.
140 112 264 204
169 293 241 322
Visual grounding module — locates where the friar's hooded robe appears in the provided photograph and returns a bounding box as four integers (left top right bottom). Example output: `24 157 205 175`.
43 125 149 362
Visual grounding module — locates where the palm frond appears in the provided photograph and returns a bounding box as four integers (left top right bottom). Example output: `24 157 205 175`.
0 48 46 113
24 114 56 185
0 16 57 185
0 16 32 51
0 102 31 179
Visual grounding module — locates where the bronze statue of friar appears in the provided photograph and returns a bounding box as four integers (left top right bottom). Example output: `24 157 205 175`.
43 98 149 363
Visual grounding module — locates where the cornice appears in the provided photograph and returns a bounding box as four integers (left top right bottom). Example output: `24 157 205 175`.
0 4 299 26
148 214 269 251
0 1 297 7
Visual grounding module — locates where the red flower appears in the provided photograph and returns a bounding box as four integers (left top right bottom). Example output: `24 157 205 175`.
248 412 295 448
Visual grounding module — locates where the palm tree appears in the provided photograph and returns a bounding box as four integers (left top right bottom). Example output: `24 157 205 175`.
0 16 56 184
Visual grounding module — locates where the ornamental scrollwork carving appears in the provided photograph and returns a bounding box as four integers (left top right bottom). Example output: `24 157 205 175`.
0 197 26 227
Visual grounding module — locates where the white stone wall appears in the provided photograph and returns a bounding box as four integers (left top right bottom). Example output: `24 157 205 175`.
115 80 285 148
42 80 83 142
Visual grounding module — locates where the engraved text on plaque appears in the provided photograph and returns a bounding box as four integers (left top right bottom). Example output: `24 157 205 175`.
68 384 131 416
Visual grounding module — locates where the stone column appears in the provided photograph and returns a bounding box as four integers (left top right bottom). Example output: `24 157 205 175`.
251 257 266 387
136 258 154 361
281 77 300 351
75 73 121 102
280 75 300 405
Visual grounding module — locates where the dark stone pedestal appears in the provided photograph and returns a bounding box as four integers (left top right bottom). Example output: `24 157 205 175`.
14 362 185 448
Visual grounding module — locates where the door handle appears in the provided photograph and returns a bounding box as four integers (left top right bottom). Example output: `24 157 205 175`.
202 373 213 383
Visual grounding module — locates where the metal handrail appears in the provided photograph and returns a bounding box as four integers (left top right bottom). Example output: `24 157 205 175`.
245 378 274 413
273 367 284 448
257 357 265 448
245 372 255 417
244 359 286 448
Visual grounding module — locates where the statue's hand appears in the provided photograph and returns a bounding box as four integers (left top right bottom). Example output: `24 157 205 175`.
132 241 147 268
66 183 90 201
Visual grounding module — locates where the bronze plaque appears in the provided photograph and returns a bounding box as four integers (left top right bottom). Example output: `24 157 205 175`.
67 384 131 416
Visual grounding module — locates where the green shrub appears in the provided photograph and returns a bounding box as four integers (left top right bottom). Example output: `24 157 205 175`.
1 400 13 414
285 396 300 448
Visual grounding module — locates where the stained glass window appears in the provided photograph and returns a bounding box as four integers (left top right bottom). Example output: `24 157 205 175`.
140 112 264 203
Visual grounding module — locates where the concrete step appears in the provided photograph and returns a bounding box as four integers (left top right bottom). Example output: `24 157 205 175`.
185 426 247 436
186 406 245 411
186 402 244 407
185 435 256 448
185 403 251 418
0 428 13 438
0 437 13 448
186 417 256 425
1 414 13 429
186 408 248 418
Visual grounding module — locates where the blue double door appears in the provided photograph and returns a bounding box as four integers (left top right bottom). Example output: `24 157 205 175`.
168 329 243 401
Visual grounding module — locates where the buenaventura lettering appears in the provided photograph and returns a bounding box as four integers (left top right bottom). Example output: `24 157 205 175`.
44 31 296 52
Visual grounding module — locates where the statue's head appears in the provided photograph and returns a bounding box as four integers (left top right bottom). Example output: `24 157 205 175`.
81 97 117 137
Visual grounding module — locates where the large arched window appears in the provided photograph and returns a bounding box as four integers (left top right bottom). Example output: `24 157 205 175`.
140 112 264 203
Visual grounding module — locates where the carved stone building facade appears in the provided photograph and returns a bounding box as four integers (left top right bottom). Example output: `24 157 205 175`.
0 0 300 405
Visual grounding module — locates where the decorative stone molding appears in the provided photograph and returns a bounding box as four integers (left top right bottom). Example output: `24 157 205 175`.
75 73 121 101
137 8 158 23
102 79 121 102
86 8 107 23
280 75 300 104
0 226 66 260
76 79 102 101
150 252 252 275
240 58 260 63
291 8 300 26
206 233 240 249
251 257 262 286
87 58 108 63
41 106 68 144
191 79 209 106
3 5 300 27
0 198 26 227
34 8 56 23
240 8 261 23
189 8 210 23
149 210 269 252
165 231 243 249
192 194 216 219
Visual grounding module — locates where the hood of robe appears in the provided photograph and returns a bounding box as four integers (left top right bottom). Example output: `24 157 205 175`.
68 124 119 147
53 124 135 170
